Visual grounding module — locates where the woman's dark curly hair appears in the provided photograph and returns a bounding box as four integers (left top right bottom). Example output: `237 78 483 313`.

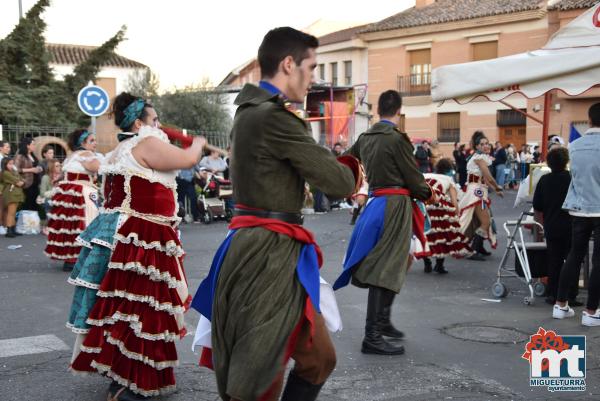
470 130 487 148
435 158 454 175
17 136 34 156
546 147 569 173
111 92 153 131
67 129 90 151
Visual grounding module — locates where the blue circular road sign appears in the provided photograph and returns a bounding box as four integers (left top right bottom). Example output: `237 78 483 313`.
77 85 110 117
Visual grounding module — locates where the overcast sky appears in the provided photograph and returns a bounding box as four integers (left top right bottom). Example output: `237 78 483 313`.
0 0 414 90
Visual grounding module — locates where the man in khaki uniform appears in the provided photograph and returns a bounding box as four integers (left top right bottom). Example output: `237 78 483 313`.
192 27 356 401
334 90 432 355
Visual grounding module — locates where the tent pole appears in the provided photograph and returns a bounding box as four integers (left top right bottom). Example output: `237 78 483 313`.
330 84 334 147
498 100 543 125
541 92 551 161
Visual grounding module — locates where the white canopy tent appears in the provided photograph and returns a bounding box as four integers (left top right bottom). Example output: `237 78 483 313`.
431 3 600 157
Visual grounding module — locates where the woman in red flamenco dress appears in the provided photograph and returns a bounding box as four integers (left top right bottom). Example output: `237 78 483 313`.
68 92 205 400
45 129 101 271
420 158 473 274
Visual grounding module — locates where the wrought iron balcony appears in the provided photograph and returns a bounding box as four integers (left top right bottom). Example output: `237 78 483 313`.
397 73 431 96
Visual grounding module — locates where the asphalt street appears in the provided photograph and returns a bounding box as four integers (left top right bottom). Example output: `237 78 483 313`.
0 191 598 401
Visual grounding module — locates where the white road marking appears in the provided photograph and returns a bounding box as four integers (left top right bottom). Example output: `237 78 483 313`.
0 334 69 358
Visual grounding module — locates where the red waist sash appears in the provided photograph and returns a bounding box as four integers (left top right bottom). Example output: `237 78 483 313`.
371 188 427 252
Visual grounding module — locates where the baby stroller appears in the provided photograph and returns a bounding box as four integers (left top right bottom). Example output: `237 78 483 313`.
491 210 547 305
197 172 233 224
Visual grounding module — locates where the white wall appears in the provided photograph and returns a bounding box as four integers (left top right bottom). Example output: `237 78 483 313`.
316 41 368 88
50 64 141 94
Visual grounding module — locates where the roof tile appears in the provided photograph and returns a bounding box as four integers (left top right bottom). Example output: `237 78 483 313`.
361 0 544 34
46 43 146 69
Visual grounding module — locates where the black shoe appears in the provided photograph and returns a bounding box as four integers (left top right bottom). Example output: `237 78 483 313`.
434 261 449 274
108 386 149 401
468 252 486 261
423 258 432 273
471 234 491 255
5 226 16 238
569 299 584 307
280 372 324 401
361 339 405 355
379 323 405 339
479 246 492 256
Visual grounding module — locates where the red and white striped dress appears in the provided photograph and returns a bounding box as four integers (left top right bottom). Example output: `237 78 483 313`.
69 127 190 397
423 173 472 258
45 151 99 263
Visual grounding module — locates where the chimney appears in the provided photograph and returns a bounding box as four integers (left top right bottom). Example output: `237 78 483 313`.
415 0 435 8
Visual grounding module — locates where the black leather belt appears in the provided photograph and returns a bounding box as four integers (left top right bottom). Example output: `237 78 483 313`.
233 208 304 225
371 185 404 191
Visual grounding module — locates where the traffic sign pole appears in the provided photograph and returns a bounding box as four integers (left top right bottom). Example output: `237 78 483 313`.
91 116 96 136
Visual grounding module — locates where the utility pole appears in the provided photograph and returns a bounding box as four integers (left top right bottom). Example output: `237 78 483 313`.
18 0 23 19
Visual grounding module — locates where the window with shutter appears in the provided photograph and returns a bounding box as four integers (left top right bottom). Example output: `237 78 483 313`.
437 112 460 143
472 41 498 61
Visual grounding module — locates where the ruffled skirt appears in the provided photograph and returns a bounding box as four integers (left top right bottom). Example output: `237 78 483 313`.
425 193 472 258
45 181 98 263
69 215 190 396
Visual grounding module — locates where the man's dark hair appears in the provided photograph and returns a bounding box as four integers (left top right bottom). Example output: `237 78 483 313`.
435 158 454 175
589 102 600 127
258 27 319 78
546 147 569 173
377 90 402 117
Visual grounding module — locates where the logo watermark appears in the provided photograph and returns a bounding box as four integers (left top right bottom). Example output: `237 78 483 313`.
522 327 586 392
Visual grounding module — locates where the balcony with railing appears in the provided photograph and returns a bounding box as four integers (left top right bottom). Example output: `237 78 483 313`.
397 73 431 97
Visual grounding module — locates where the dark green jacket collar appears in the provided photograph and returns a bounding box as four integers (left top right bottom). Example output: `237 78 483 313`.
234 83 281 106
365 121 400 135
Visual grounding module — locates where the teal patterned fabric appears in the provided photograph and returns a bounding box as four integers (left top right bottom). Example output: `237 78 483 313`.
67 212 120 331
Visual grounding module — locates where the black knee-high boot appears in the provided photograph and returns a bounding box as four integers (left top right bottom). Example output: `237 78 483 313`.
361 287 405 355
280 371 324 401
468 235 486 261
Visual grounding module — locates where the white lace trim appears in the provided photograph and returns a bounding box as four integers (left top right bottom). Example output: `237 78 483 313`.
428 204 456 213
67 276 100 290
76 236 92 249
49 200 85 209
86 312 179 342
114 232 184 257
100 167 178 190
47 227 83 235
45 251 80 260
89 238 114 249
47 213 84 221
90 362 176 397
107 262 183 289
428 227 462 234
101 205 180 226
97 289 185 315
428 236 464 246
428 248 473 258
105 335 179 370
54 188 84 197
66 322 90 334
47 240 79 247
